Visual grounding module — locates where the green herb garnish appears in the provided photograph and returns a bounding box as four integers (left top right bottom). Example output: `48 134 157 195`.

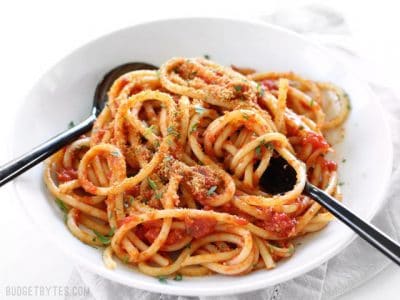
342 159 346 163
204 54 210 59
157 276 168 283
93 230 111 245
155 192 163 200
167 126 180 138
234 85 243 92
108 227 115 236
173 274 183 281
309 98 314 107
242 112 249 120
257 83 265 97
189 71 198 79
265 142 274 151
68 121 75 129
144 125 156 137
255 145 261 158
111 150 120 157
207 185 217 196
164 155 173 162
190 123 198 133
194 105 205 114
147 178 157 190
55 198 68 214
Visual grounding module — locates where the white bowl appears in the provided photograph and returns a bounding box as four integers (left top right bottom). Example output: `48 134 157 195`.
12 17 393 296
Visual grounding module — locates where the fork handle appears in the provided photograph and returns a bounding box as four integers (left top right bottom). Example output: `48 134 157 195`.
0 114 96 187
304 182 400 266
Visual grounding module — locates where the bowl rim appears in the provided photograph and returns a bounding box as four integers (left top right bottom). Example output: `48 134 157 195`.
11 16 394 296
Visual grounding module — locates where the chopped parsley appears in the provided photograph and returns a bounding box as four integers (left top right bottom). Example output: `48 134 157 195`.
167 126 180 138
173 274 183 281
242 112 249 120
257 140 274 152
309 98 314 107
256 83 265 97
144 125 156 137
190 123 198 133
68 121 75 129
128 196 135 205
207 185 217 196
147 178 158 190
111 150 120 157
255 145 262 158
203 54 210 59
265 142 274 151
342 158 346 163
122 256 130 264
157 276 168 283
55 198 68 214
189 71 198 79
93 230 111 245
338 182 345 186
234 85 243 92
164 155 173 162
108 227 115 236
155 192 163 200
194 105 205 115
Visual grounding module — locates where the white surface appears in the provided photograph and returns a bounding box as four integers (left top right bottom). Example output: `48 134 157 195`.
0 0 399 299
11 17 393 296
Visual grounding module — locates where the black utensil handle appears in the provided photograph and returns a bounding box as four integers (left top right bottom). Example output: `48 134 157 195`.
304 182 400 266
0 114 96 187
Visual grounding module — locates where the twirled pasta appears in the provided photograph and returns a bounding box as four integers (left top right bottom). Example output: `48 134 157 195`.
44 57 349 278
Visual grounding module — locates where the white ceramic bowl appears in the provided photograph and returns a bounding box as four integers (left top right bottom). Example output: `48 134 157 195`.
12 18 393 296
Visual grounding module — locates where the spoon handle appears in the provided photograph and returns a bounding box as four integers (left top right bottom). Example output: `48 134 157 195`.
304 182 400 266
0 115 96 187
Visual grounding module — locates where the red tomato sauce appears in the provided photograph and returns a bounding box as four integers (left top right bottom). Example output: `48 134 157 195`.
184 216 217 239
142 227 186 245
261 79 278 91
56 167 78 183
323 159 337 172
256 209 296 238
301 131 330 151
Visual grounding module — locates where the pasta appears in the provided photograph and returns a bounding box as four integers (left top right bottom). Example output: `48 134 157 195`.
44 57 350 278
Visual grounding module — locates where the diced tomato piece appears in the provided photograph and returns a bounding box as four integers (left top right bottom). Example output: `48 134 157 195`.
301 131 330 151
184 216 217 239
257 209 296 238
142 227 186 245
56 167 78 183
323 159 337 172
117 216 138 227
261 79 278 91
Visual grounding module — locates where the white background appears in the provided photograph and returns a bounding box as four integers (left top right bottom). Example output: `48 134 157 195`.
0 0 399 299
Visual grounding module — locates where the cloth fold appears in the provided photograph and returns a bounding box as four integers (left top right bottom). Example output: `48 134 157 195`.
66 5 400 300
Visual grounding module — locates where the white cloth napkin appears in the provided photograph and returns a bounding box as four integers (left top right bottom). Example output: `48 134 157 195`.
65 5 400 300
